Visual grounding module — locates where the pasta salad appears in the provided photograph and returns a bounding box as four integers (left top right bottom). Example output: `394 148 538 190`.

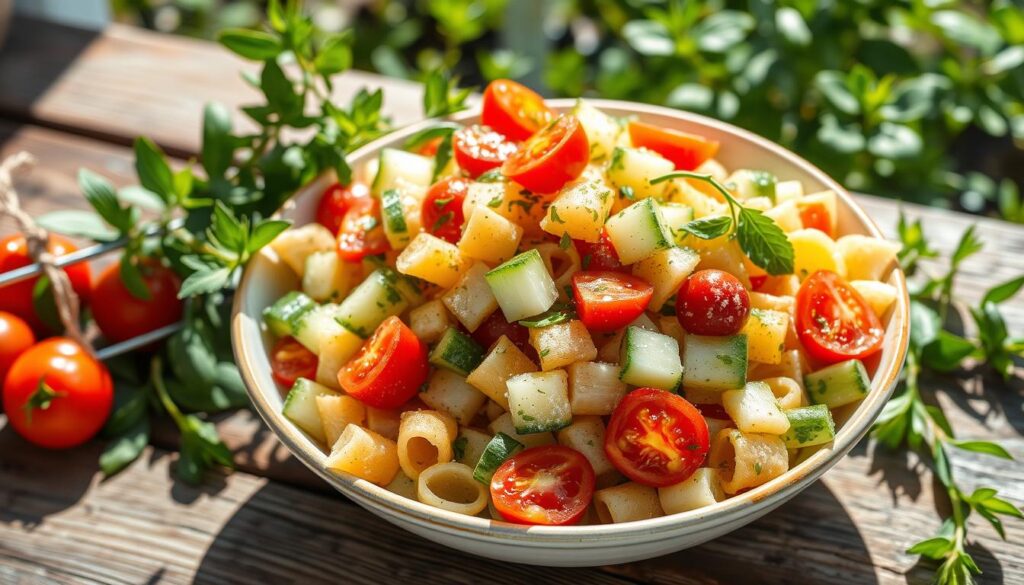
262 80 900 526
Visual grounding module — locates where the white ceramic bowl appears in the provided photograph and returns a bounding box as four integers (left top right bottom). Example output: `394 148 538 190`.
232 100 910 567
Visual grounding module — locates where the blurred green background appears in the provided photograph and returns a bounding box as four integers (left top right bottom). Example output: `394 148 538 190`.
111 0 1024 222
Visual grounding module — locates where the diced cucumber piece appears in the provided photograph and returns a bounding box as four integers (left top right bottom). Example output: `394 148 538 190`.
781 405 836 448
618 326 683 391
506 370 572 434
726 170 777 202
604 198 674 264
682 334 748 391
485 249 558 322
371 148 434 196
472 432 524 483
659 202 695 246
805 359 870 408
335 268 409 338
381 188 410 246
429 327 485 376
294 304 346 354
282 378 339 443
263 291 316 337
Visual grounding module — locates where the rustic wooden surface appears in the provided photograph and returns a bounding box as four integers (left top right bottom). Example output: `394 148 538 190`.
0 16 1022 585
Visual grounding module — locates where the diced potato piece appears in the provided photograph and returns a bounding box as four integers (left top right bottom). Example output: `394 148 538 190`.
558 416 619 487
573 100 622 161
837 235 900 281
463 180 544 232
315 329 365 389
488 413 555 448
396 233 470 288
326 425 399 486
740 309 790 365
442 262 498 333
787 228 843 280
568 361 627 415
722 381 790 435
529 319 598 371
302 250 359 302
851 280 898 318
540 172 615 243
759 274 800 296
657 316 687 358
316 394 366 447
607 147 674 200
269 224 335 278
763 200 803 233
632 246 700 310
466 336 537 409
458 205 523 265
408 299 452 344
796 190 837 235
454 427 492 468
775 180 804 203
691 236 752 288
420 369 488 425
749 291 794 313
659 203 695 246
666 179 728 218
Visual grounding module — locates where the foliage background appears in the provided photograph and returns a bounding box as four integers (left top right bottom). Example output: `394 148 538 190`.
111 0 1024 222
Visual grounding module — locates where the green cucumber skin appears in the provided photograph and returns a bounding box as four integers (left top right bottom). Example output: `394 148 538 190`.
381 188 408 234
429 328 485 375
472 432 524 483
335 269 408 338
805 359 870 408
263 291 316 337
513 418 571 435
619 326 683 391
487 248 543 278
682 334 748 391
782 405 836 448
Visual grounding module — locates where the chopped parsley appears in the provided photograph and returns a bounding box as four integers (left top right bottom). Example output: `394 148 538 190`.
620 185 635 200
549 206 565 224
432 211 454 231
559 232 572 250
451 436 468 460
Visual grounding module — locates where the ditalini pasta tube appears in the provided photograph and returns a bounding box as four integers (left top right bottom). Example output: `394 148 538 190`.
708 428 789 494
557 416 619 487
658 468 725 514
593 482 664 523
325 425 400 486
316 394 366 448
416 462 488 516
397 409 458 479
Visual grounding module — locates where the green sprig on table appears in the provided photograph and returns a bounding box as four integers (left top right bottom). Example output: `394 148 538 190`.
873 213 1023 585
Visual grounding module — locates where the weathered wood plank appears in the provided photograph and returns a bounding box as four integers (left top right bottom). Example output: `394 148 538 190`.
0 17 423 157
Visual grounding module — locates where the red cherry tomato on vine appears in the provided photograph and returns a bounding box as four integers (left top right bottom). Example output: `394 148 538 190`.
3 337 113 449
627 121 720 171
90 258 183 344
573 230 627 273
453 125 518 178
676 269 751 336
270 337 318 387
572 271 654 333
605 388 710 487
0 233 92 332
316 182 369 235
0 311 35 385
501 115 589 195
481 79 553 142
490 445 595 526
338 316 428 409
795 270 884 364
337 197 390 262
421 177 470 245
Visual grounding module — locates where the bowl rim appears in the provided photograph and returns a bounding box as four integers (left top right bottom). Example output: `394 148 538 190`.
232 98 910 542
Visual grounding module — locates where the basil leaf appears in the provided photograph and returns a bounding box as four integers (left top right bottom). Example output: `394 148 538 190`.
680 216 732 240
736 207 793 275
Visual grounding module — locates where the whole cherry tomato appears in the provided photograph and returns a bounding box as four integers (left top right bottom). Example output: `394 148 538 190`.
453 125 518 178
0 233 92 332
0 311 35 385
338 316 428 409
91 258 183 344
490 445 595 526
627 121 720 171
316 182 369 235
481 79 553 141
676 269 751 336
795 270 884 364
501 115 589 195
421 177 470 244
3 338 113 449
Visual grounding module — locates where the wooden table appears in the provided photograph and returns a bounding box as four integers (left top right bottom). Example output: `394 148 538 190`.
0 17 1021 585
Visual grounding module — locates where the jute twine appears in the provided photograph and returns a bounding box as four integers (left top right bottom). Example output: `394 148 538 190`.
0 152 93 355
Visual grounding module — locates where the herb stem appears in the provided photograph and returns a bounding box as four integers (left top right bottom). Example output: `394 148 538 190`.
150 354 187 429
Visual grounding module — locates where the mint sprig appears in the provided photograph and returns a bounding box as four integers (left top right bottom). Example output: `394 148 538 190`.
651 171 794 275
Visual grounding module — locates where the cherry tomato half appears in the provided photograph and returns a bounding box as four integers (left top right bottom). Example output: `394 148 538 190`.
627 121 720 171
572 271 654 333
0 311 35 385
574 229 627 273
795 270 884 364
270 337 319 387
91 258 183 344
490 445 595 526
798 201 833 236
676 269 751 336
481 79 553 142
605 388 710 487
421 177 470 244
337 197 390 262
453 125 518 179
0 233 92 332
338 316 428 409
470 312 536 360
502 115 589 195
3 337 113 449
316 182 369 235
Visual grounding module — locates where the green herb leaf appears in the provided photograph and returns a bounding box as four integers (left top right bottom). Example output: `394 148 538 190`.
950 440 1013 460
680 216 732 240
981 275 1024 306
736 207 794 275
218 28 283 61
314 31 353 75
201 102 234 180
134 137 177 205
99 416 150 477
519 304 576 328
35 209 118 242
402 123 461 151
178 266 233 299
559 232 572 250
119 254 152 302
432 131 454 182
78 169 137 235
